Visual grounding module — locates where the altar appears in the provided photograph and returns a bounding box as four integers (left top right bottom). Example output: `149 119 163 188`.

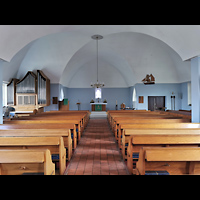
90 103 107 111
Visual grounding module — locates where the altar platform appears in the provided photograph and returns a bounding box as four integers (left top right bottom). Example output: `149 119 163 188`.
90 111 107 119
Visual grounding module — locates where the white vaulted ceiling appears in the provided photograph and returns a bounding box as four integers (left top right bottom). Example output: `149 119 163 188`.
1 25 197 87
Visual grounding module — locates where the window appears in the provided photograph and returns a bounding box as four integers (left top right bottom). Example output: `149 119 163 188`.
2 82 7 106
188 82 191 106
95 88 102 99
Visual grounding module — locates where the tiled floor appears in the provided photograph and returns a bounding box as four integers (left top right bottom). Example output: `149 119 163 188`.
64 118 129 175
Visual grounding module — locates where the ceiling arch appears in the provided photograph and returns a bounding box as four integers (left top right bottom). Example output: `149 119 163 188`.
60 31 190 87
1 25 200 63
60 36 136 87
1 26 191 87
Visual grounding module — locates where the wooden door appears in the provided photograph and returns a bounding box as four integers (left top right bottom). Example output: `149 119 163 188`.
148 96 165 111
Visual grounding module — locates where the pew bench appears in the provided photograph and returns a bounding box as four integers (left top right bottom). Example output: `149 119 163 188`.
0 149 55 175
0 129 72 162
122 128 200 161
113 118 190 142
127 134 200 174
37 110 90 129
107 110 150 124
135 147 200 175
0 136 66 175
11 115 85 132
117 123 200 150
111 116 190 132
2 122 78 149
109 112 182 127
6 119 82 142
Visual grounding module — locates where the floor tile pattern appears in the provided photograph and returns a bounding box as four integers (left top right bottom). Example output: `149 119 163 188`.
65 118 129 175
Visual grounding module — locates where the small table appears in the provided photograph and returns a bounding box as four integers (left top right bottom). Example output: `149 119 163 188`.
90 103 107 111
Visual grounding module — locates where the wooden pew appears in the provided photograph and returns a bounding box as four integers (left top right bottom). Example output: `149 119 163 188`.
0 129 72 161
108 109 191 128
35 113 89 130
0 136 66 175
110 115 189 132
5 110 90 144
39 110 90 126
136 147 200 175
108 110 172 123
2 122 78 149
127 134 200 174
0 149 55 175
123 128 200 160
159 110 191 120
113 118 190 138
107 110 150 123
117 123 200 151
12 111 89 131
5 119 82 141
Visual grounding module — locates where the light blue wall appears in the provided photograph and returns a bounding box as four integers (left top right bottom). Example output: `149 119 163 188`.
101 88 130 110
67 88 94 111
133 83 182 110
67 87 130 111
44 83 191 112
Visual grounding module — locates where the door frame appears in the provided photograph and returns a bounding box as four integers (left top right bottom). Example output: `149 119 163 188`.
148 96 166 111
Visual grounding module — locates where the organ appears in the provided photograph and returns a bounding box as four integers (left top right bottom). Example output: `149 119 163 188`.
7 70 50 112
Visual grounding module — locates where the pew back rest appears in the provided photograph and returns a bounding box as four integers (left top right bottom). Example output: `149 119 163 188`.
131 134 200 145
0 136 66 175
5 120 80 124
0 136 62 146
0 129 72 161
0 129 70 137
145 147 200 161
126 133 200 174
121 123 200 129
125 129 200 136
137 147 200 175
0 149 55 175
117 119 190 124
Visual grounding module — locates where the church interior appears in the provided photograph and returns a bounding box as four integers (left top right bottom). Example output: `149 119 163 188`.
0 25 200 175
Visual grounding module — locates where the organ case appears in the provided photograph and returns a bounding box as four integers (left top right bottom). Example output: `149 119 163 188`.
7 78 19 106
37 70 50 107
7 70 50 111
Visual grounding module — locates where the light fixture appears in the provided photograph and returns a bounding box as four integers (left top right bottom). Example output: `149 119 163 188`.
90 35 105 88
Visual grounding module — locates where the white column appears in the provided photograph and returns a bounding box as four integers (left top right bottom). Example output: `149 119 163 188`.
191 57 200 123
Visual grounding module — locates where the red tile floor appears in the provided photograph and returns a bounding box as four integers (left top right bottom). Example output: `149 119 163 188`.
64 118 129 175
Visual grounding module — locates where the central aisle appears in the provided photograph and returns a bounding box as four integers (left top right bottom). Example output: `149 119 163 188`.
65 118 129 175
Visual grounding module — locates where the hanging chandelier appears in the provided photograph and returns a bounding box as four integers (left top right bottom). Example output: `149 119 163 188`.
90 35 105 88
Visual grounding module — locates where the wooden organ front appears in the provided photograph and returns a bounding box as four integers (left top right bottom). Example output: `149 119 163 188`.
7 70 50 112
37 70 50 107
7 78 19 106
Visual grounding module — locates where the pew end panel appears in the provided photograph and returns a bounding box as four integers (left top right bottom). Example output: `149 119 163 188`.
0 149 55 175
